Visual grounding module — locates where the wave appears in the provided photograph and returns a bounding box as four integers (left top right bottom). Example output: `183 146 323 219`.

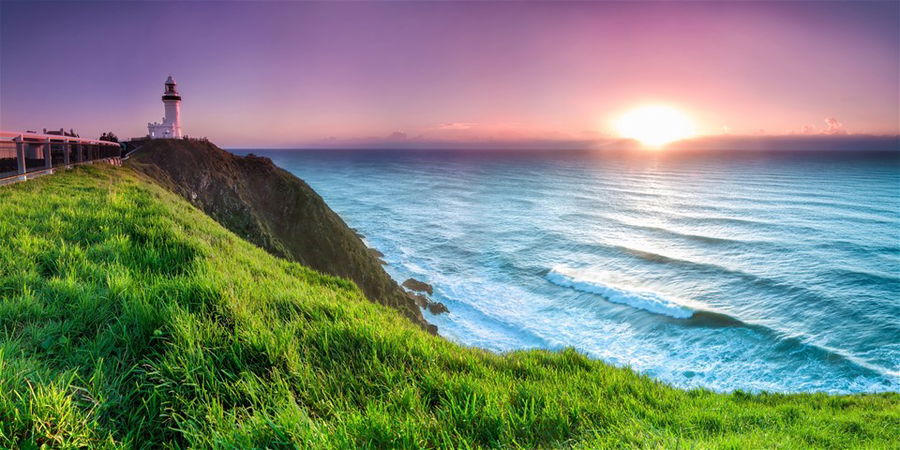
602 217 758 247
609 245 810 296
667 213 819 234
817 240 900 257
824 268 900 290
546 266 695 319
544 266 899 382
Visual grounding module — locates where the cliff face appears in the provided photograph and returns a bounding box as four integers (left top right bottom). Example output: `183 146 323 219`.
127 139 432 332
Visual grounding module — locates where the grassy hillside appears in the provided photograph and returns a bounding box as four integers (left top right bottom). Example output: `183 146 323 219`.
0 165 897 448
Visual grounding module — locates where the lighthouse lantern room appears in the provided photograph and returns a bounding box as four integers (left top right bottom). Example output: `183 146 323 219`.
148 76 183 139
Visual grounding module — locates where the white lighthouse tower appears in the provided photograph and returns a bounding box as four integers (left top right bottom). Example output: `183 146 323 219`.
147 76 183 139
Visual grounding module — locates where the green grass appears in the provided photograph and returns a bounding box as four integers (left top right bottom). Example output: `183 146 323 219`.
0 165 897 449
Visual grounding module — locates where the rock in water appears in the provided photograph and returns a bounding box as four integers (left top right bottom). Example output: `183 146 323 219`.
427 302 449 315
406 291 448 314
408 293 429 308
402 278 433 295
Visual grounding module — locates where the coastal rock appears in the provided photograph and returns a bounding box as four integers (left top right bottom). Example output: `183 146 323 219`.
427 301 449 315
408 293 429 308
402 278 433 295
368 248 385 258
406 291 448 315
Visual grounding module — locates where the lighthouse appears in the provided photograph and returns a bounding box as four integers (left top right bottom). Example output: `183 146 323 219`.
147 76 183 139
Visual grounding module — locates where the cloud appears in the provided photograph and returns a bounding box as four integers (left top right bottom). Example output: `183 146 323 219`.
823 117 848 135
436 122 476 130
387 131 407 140
785 118 849 136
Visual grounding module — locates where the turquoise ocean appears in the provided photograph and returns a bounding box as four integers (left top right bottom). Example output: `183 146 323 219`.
237 149 899 394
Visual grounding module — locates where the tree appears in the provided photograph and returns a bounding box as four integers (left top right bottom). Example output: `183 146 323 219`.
99 132 119 143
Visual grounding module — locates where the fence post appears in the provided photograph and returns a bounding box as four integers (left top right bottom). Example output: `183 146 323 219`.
44 138 52 170
15 135 26 177
63 139 71 167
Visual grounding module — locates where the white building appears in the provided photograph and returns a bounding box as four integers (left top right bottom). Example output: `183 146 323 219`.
147 76 183 139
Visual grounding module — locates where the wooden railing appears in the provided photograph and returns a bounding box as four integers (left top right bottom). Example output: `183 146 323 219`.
0 131 123 185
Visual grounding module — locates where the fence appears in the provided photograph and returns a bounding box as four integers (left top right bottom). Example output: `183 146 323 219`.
0 131 123 185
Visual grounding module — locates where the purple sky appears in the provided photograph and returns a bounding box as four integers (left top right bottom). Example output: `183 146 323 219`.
2 1 898 147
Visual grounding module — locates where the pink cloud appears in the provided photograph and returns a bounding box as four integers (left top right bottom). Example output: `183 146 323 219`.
823 117 849 135
436 122 476 130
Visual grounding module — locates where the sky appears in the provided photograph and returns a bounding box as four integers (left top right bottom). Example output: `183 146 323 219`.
1 1 898 148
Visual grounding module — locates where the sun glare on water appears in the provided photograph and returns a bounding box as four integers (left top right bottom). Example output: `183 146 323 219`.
615 105 696 148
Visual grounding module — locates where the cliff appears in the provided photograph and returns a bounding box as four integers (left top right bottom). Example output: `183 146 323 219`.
127 139 432 332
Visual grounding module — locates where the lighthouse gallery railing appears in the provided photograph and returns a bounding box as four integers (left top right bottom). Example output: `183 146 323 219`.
0 131 122 185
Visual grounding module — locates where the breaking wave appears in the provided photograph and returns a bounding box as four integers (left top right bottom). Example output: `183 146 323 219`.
546 266 696 319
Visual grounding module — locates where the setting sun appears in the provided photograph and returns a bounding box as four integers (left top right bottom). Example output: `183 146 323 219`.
615 105 696 147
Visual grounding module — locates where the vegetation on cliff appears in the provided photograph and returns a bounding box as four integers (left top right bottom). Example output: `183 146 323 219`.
0 165 897 448
127 139 430 332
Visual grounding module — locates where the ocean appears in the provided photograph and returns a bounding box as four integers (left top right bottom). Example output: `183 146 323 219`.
235 148 900 394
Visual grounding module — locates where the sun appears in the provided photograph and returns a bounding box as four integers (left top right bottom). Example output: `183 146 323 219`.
614 105 696 148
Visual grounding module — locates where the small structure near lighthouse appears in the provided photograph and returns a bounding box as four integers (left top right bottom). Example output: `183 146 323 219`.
147 76 183 139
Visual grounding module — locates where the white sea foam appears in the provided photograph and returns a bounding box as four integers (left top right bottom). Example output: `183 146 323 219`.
547 266 695 319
